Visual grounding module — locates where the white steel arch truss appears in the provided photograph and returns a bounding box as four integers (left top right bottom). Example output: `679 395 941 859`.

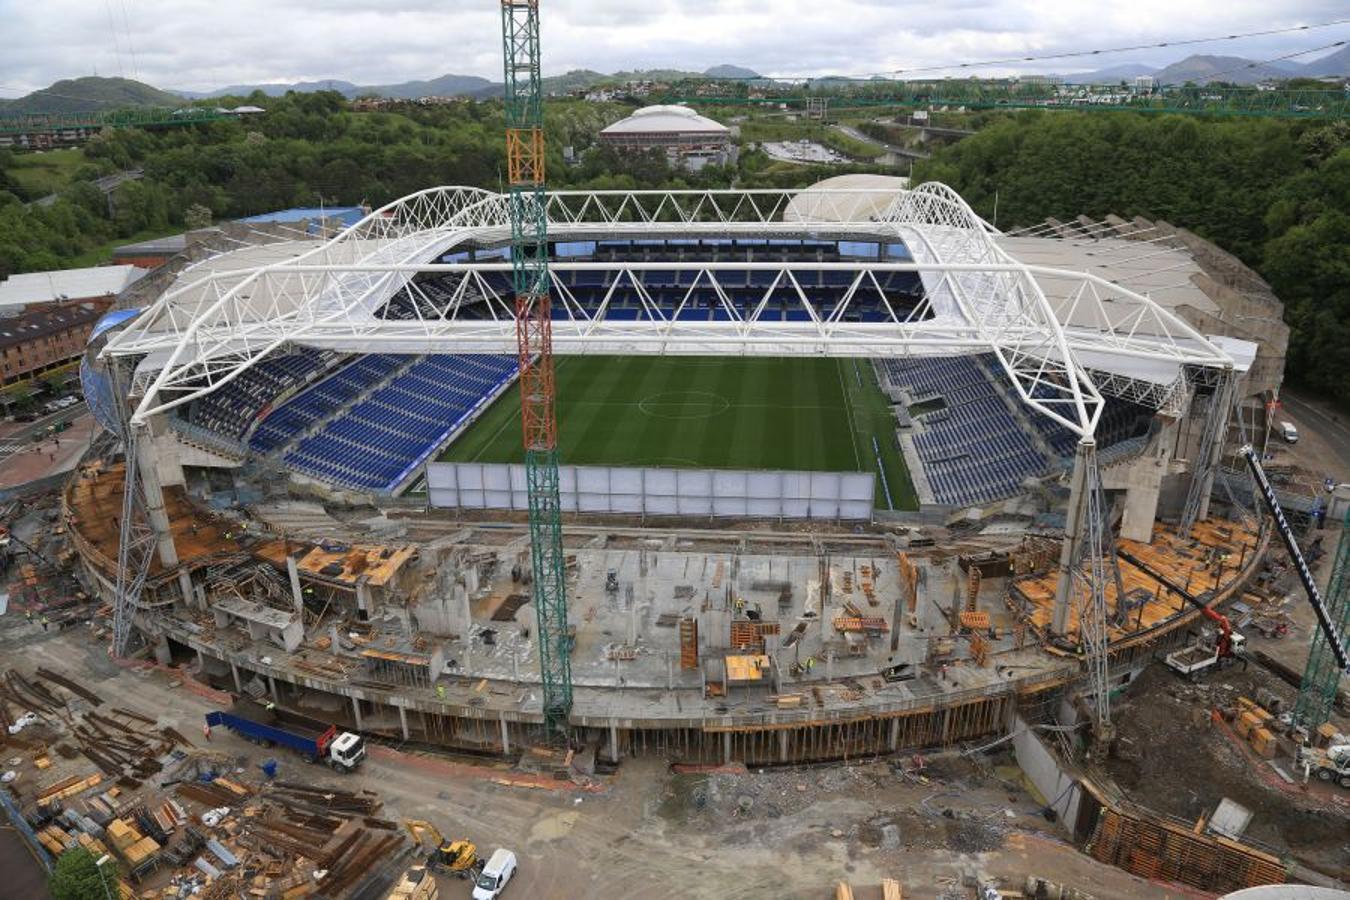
105 182 1233 438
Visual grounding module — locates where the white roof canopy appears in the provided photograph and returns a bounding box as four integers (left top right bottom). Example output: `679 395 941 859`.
104 183 1233 440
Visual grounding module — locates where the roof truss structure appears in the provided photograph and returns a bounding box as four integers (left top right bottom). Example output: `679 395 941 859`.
105 183 1232 440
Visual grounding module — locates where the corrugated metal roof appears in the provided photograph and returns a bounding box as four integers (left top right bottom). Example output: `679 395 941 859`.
0 265 146 308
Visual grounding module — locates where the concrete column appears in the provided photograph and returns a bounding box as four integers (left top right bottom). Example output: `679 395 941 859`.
351 696 363 731
286 556 304 614
1053 440 1092 634
666 652 673 690
177 570 195 609
355 578 372 616
501 716 511 755
825 650 834 684
778 729 789 763
135 419 179 568
889 717 900 752
230 661 241 693
723 731 732 765
608 724 618 763
153 634 172 665
398 705 409 741
267 675 278 701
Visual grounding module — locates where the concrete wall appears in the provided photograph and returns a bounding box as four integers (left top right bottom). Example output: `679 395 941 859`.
1011 715 1081 837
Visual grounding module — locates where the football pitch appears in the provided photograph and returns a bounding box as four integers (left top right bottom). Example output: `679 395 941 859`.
439 356 917 510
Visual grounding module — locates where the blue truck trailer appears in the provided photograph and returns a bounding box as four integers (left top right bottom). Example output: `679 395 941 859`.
205 700 366 773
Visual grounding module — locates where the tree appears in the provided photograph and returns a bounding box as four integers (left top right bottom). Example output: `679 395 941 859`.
49 847 118 900
184 203 213 231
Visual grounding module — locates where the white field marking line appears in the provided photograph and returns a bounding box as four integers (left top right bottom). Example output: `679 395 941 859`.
835 358 864 472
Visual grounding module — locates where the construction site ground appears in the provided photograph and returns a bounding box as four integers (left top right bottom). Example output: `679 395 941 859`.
1104 663 1349 879
2 625 1206 900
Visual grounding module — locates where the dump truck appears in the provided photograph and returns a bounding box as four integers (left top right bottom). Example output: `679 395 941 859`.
205 700 366 773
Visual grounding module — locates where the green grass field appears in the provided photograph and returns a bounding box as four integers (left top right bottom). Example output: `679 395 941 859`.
440 356 917 510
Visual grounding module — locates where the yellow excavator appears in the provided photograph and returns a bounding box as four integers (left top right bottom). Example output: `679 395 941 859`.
403 819 482 878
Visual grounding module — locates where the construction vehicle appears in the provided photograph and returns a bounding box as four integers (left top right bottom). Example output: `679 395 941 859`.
204 700 365 773
404 819 482 878
1296 742 1350 789
1239 444 1350 676
386 866 439 900
472 848 518 900
1118 548 1245 679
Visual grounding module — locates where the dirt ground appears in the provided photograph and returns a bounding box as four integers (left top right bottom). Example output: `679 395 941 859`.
0 626 1212 900
1105 664 1349 879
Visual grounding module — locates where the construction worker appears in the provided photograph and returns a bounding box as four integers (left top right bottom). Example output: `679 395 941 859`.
436 683 447 701
40 614 48 632
264 700 276 711
203 722 212 741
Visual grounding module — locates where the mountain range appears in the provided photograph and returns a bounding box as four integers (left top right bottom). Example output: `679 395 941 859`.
1 48 1345 114
1072 46 1350 85
170 64 764 102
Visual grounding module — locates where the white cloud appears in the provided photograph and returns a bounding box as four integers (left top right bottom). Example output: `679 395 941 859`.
0 0 1344 95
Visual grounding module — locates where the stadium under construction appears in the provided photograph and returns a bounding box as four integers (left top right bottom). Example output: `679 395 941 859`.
59 178 1328 876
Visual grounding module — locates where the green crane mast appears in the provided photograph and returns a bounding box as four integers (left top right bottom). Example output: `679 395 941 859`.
500 0 573 737
1294 509 1350 730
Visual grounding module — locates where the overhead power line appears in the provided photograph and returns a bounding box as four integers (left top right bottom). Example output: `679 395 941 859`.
746 18 1350 82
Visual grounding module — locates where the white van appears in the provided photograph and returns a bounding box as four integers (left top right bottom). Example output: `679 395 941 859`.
472 849 518 900
1280 421 1299 444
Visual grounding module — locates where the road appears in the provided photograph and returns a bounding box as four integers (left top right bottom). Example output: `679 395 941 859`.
832 123 929 160
0 401 88 461
1281 390 1350 472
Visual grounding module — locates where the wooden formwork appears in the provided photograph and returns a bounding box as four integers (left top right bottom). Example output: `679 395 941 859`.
1088 807 1285 894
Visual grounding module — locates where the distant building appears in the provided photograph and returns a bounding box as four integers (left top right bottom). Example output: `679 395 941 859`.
599 105 733 171
0 300 112 385
0 265 144 384
1133 75 1156 93
112 234 189 270
0 265 145 312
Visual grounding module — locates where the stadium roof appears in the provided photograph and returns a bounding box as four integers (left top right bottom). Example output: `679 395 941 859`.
105 183 1236 440
600 105 729 136
0 265 146 309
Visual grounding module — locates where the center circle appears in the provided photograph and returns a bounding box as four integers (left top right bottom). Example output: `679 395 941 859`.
637 391 731 420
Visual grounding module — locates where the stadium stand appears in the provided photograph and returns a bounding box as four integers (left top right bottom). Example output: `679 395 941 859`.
281 354 516 492
881 355 1157 506
248 354 406 454
186 346 338 440
379 239 926 324
881 355 1049 506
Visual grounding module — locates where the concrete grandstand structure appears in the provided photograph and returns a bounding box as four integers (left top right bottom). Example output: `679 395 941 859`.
61 179 1294 801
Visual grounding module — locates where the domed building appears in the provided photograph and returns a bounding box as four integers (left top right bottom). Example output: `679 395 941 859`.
598 104 733 171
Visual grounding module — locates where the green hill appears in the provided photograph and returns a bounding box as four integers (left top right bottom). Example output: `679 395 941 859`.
2 77 186 114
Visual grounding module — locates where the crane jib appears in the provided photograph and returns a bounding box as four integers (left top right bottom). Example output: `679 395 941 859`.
1239 445 1350 673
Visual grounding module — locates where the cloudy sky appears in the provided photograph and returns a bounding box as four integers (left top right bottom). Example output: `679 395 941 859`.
1 0 1346 96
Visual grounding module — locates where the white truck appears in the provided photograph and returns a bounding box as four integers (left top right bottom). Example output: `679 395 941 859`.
1298 742 1350 789
1164 630 1247 679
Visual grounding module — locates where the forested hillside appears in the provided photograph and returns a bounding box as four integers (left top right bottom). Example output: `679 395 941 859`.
0 91 856 281
914 112 1349 399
